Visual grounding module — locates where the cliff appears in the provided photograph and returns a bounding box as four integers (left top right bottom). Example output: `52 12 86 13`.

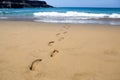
0 0 53 8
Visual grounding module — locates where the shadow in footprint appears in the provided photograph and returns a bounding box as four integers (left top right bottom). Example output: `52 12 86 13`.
48 41 55 46
72 73 95 80
63 26 70 30
30 59 42 71
58 37 64 41
50 49 59 57
104 50 119 56
56 33 61 37
63 31 68 34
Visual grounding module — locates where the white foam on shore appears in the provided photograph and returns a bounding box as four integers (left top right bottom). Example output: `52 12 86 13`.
34 19 120 26
0 17 8 19
33 11 120 25
33 11 120 19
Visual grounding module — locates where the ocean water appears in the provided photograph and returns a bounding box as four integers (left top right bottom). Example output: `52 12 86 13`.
0 7 120 25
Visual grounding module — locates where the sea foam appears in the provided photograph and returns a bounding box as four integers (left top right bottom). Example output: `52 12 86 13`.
33 11 120 19
33 11 120 25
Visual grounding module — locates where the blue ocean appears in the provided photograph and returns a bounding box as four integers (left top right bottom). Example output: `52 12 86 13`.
0 7 120 25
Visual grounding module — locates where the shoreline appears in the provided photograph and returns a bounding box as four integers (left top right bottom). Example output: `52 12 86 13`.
0 20 120 27
0 16 120 26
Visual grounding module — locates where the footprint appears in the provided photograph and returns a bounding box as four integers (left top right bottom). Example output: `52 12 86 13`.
24 68 47 80
48 41 55 46
29 59 42 71
63 26 70 29
63 31 68 34
50 49 59 57
58 37 64 41
56 33 61 37
104 50 119 56
72 73 95 80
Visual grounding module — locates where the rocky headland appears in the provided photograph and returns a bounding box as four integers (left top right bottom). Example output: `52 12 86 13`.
0 0 53 8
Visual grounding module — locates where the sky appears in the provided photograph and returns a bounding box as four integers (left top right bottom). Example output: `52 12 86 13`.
44 0 120 8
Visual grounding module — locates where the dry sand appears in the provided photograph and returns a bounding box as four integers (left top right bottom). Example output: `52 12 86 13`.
0 21 120 80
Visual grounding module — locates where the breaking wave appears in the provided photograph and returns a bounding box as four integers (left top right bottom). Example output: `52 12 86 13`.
33 11 120 25
34 11 120 19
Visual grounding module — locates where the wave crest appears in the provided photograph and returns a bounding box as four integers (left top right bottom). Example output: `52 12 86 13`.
33 11 120 19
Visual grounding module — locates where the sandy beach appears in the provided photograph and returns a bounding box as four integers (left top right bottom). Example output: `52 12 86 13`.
0 21 120 80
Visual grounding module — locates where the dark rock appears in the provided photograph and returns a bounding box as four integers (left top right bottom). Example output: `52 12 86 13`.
0 0 53 8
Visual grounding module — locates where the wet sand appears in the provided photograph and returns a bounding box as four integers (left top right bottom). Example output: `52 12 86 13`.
0 21 120 80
